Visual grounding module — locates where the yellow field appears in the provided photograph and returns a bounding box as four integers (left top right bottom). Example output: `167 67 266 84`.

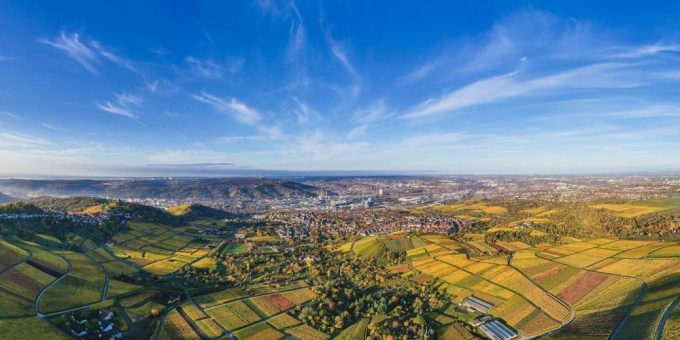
649 244 680 258
556 248 620 268
414 201 507 215
590 203 664 218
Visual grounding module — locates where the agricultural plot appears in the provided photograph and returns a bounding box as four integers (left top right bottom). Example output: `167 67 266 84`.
267 312 301 329
413 251 567 336
180 301 208 320
649 244 680 258
334 317 369 340
102 260 138 276
406 246 428 259
436 323 476 340
223 243 246 254
107 279 142 298
39 252 106 313
337 241 354 253
158 308 200 339
0 239 29 271
617 283 680 339
196 318 224 338
284 323 329 339
142 257 189 275
556 247 620 268
205 300 261 330
352 236 384 258
248 293 296 316
0 262 57 317
192 257 218 270
495 241 531 252
589 203 664 218
0 317 69 339
616 242 671 258
591 258 680 284
194 287 249 308
233 321 284 339
383 235 413 252
13 239 69 275
512 245 671 338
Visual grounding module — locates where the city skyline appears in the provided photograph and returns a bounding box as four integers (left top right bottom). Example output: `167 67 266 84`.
2 1 680 176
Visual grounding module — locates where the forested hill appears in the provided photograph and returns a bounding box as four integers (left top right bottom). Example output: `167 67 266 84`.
1 197 232 225
0 178 321 200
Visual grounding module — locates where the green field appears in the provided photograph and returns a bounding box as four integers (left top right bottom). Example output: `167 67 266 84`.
0 317 68 339
39 252 106 313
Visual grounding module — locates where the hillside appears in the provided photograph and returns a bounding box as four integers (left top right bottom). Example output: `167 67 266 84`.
0 192 13 203
166 203 232 220
413 199 680 239
0 178 321 200
0 201 44 214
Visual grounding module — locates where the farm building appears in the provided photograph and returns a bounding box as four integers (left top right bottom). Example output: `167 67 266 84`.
462 296 494 313
480 319 518 340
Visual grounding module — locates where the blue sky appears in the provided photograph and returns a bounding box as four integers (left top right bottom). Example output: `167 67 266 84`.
2 1 680 176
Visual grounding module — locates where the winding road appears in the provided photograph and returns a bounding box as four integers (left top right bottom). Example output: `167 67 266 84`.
34 255 73 318
656 296 680 340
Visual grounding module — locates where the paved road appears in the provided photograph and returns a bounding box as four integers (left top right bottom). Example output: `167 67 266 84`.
35 255 73 318
656 296 680 340
83 250 110 302
608 281 648 340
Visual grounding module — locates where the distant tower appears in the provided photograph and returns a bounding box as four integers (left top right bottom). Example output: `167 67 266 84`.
378 188 384 197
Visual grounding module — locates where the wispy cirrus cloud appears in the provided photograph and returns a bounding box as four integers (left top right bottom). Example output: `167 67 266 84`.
40 31 136 75
0 131 50 148
97 102 136 119
326 34 357 77
403 62 647 119
192 91 261 125
185 56 243 80
97 91 143 119
216 135 269 144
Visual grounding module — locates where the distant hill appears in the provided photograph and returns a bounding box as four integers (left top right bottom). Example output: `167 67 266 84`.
0 178 321 200
0 201 44 214
166 203 232 220
30 196 109 213
0 192 13 203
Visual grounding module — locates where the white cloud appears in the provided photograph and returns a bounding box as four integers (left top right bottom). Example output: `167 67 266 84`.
192 91 261 125
347 125 368 140
185 57 243 80
114 92 143 107
354 101 392 123
40 31 136 74
97 102 137 119
404 62 643 119
148 149 230 164
0 132 50 148
399 62 439 84
0 111 20 120
40 123 67 132
96 91 143 120
326 33 357 77
40 31 99 74
216 135 268 144
608 43 680 59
